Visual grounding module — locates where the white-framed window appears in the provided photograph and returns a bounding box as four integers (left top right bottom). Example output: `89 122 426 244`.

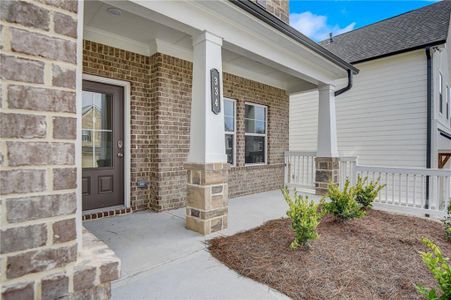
244 102 267 165
447 85 450 120
439 73 443 114
224 98 236 165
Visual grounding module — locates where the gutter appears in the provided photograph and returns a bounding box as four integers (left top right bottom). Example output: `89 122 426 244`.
425 46 432 209
229 0 359 75
335 69 353 96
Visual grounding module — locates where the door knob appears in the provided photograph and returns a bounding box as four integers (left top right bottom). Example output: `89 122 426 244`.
117 153 124 158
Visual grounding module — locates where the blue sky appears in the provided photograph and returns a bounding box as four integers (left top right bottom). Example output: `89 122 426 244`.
289 0 441 41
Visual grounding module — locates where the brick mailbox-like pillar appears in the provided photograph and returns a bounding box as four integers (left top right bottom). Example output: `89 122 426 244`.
315 157 340 195
185 163 228 234
1 1 119 299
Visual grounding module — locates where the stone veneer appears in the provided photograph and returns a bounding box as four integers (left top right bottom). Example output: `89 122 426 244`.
315 157 340 195
83 42 289 212
185 163 228 235
1 1 119 299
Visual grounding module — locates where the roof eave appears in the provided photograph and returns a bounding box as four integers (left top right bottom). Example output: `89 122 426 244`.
229 0 359 74
350 40 447 65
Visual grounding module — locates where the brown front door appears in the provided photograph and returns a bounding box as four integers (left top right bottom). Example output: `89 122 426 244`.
82 80 124 211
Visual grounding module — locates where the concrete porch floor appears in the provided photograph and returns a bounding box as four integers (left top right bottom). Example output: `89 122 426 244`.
84 190 320 299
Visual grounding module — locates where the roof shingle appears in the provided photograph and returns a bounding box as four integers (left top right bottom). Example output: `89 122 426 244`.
319 1 451 63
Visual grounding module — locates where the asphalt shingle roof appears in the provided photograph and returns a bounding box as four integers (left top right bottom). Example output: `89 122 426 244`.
319 1 451 63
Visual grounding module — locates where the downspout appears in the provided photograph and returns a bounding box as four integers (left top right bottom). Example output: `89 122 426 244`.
425 46 432 209
335 69 353 96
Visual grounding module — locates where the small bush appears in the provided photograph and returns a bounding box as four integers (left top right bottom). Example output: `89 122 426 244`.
324 179 364 221
354 176 386 209
443 203 451 242
282 187 325 250
415 238 451 300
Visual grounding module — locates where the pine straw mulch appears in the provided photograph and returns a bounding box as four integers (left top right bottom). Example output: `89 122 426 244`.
208 210 451 300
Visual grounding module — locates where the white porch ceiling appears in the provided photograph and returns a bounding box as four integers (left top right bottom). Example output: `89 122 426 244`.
83 0 314 92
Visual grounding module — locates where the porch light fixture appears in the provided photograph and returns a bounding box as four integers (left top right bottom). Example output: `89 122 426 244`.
107 7 122 16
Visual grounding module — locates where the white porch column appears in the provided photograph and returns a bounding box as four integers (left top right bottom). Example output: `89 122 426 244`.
185 31 228 235
187 31 226 164
317 84 338 157
315 84 340 195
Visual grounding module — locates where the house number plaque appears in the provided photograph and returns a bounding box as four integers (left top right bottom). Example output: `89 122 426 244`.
210 68 221 114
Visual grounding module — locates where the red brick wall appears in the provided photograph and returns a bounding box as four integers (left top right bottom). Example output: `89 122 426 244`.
83 42 289 211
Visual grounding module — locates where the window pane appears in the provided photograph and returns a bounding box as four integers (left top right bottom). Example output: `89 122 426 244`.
82 130 94 168
245 104 255 119
255 120 265 134
93 131 113 168
245 136 265 164
82 91 112 130
255 106 265 122
224 100 234 117
225 116 234 132
225 134 234 165
245 118 255 133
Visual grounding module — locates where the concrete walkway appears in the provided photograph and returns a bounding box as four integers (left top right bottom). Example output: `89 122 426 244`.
84 190 317 300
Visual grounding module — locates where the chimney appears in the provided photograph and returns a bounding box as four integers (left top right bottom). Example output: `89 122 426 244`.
254 0 289 23
329 33 334 43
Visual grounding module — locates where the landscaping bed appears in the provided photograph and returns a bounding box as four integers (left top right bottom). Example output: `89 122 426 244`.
209 210 451 299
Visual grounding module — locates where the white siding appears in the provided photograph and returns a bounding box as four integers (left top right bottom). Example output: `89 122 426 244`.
290 50 427 168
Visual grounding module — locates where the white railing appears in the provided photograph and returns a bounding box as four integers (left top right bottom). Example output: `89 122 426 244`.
354 165 451 218
284 151 316 193
339 156 358 188
284 151 450 218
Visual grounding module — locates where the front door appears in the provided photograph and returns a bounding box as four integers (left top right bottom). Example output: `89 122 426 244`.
82 80 124 210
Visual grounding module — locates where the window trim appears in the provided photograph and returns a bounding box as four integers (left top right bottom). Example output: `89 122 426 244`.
439 72 443 115
224 98 236 166
244 102 268 166
447 84 450 120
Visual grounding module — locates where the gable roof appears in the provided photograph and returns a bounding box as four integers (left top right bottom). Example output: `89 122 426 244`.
319 1 451 64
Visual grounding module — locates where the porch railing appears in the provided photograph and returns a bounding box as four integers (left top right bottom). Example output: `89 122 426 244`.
284 151 316 193
284 151 450 218
355 165 450 218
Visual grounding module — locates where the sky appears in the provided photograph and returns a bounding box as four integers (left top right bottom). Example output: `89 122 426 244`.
289 0 441 42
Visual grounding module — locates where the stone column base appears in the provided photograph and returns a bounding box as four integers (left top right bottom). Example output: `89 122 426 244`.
185 163 228 235
315 157 340 195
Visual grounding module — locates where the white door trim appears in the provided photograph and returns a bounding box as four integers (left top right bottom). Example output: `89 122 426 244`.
82 74 132 209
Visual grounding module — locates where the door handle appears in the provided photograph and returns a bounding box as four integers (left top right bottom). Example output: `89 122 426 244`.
117 153 124 158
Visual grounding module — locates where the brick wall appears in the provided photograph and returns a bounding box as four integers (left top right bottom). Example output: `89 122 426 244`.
83 42 288 210
1 2 119 299
83 40 153 211
223 73 289 197
253 0 290 23
149 53 192 210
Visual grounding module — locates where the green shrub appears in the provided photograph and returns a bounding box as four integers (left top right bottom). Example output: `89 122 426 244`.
354 176 386 209
282 187 325 250
323 179 364 221
443 203 451 242
415 238 451 300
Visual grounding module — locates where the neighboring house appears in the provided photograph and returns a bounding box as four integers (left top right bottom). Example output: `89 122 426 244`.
290 1 451 169
1 1 358 299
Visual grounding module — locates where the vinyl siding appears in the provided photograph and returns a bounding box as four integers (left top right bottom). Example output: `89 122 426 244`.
289 50 427 168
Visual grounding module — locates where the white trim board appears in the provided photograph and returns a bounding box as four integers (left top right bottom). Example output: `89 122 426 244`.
82 74 132 209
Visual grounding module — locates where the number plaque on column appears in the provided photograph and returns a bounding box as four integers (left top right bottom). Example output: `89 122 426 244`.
210 68 221 114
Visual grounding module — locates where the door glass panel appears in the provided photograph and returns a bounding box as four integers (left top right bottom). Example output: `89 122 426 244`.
82 90 113 168
94 132 113 167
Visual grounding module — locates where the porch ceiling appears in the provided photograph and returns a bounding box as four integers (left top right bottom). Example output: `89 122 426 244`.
83 0 316 93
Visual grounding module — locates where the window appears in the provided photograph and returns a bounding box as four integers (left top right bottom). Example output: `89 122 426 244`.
439 73 443 114
448 85 450 120
245 103 267 164
224 99 236 165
